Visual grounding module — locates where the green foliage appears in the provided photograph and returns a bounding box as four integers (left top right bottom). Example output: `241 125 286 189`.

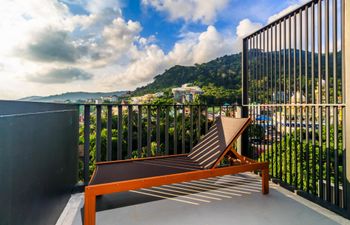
79 105 219 181
253 124 344 194
200 83 240 105
132 54 242 104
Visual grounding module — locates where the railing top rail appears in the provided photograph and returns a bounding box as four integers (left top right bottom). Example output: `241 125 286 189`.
76 103 242 107
243 0 317 40
243 103 346 107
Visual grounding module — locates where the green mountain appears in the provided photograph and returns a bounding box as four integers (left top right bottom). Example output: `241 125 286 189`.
131 49 342 105
132 53 242 104
19 91 127 103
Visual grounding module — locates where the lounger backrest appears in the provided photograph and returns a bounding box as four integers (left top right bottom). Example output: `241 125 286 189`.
188 117 251 169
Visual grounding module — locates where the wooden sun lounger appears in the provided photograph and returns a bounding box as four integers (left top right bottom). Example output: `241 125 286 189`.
84 117 269 225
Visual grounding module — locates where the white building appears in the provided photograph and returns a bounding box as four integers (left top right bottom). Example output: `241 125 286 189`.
172 84 203 104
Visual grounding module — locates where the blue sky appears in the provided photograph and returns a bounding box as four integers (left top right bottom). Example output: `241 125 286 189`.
0 0 307 99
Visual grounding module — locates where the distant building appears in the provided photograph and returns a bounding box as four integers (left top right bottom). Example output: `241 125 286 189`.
111 95 119 102
131 94 156 104
86 98 95 103
99 95 118 103
172 84 203 104
95 99 102 104
154 92 164 98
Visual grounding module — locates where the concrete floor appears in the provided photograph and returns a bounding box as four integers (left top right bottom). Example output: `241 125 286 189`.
57 173 349 225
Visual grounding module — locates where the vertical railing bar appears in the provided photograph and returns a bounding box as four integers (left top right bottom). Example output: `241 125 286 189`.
333 0 340 206
299 8 304 191
190 105 193 151
197 105 201 142
83 105 90 185
249 38 252 105
275 22 278 105
270 26 274 176
263 106 266 162
245 37 249 107
96 105 101 162
165 106 169 155
127 105 133 159
254 105 257 161
182 105 186 154
147 105 151 157
257 33 260 105
341 0 346 209
156 105 160 156
138 105 142 158
318 0 323 199
271 26 274 104
255 34 261 104
267 28 269 104
117 105 122 160
311 1 317 195
263 29 266 104
174 105 178 154
107 105 112 161
268 106 272 174
253 35 257 103
212 106 215 122
249 106 252 159
288 15 292 185
205 106 208 133
305 6 309 105
305 6 310 193
259 32 263 156
325 0 331 202
273 24 276 177
294 12 298 189
279 21 282 179
283 18 287 182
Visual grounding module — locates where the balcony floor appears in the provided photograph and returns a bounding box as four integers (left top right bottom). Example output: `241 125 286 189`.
57 173 348 225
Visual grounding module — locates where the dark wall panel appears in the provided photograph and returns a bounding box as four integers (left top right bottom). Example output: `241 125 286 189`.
0 101 79 225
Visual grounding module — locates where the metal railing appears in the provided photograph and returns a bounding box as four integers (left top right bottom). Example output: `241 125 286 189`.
79 104 240 184
242 0 349 218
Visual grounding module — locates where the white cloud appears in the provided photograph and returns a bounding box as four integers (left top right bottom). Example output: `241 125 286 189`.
27 67 92 83
0 0 305 100
102 18 142 52
0 1 262 100
141 0 229 25
107 21 263 89
167 26 237 65
267 0 309 24
85 0 121 14
236 19 263 38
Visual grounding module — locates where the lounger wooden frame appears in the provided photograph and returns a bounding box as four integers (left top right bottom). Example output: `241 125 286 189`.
84 118 269 225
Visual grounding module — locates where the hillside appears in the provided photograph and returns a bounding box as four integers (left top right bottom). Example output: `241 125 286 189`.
132 54 242 103
132 50 342 105
19 91 127 102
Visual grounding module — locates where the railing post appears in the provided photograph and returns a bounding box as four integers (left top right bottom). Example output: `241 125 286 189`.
344 0 350 214
236 106 242 155
242 38 250 157
107 105 112 161
83 105 90 185
95 105 101 162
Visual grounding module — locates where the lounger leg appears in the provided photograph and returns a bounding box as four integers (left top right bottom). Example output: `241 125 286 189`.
262 168 269 194
84 188 96 225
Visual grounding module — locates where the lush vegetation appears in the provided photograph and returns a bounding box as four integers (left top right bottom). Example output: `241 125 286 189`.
132 54 242 105
78 105 235 179
250 122 344 195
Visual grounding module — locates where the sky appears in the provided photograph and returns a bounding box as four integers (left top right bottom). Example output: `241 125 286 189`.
0 0 309 100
